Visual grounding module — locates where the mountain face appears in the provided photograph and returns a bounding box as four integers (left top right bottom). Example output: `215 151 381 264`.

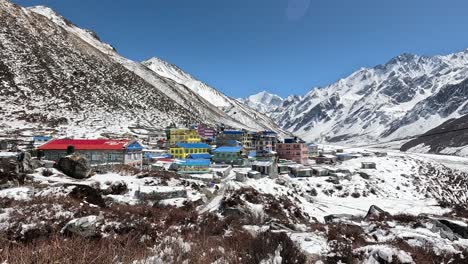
239 91 284 114
142 58 288 135
264 51 468 144
0 0 284 138
401 113 468 156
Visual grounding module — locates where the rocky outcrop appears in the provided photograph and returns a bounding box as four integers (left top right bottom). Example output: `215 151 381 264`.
56 155 91 179
67 184 106 207
61 215 103 238
364 205 391 221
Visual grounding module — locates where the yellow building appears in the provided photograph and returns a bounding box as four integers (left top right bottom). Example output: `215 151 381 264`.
170 143 211 159
169 128 201 146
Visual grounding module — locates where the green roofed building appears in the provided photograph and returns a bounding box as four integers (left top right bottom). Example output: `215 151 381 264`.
213 146 244 165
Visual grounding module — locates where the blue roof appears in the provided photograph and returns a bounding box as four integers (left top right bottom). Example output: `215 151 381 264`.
33 136 52 141
187 153 212 159
214 146 242 153
223 130 244 135
176 143 210 149
248 151 257 157
127 141 143 151
178 159 211 166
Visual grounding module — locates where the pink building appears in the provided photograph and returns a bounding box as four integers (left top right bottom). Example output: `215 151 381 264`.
277 141 309 165
197 124 216 140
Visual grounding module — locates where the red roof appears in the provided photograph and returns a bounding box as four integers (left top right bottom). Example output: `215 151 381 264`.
38 139 131 151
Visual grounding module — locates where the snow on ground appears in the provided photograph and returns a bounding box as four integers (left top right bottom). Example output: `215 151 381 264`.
26 169 204 206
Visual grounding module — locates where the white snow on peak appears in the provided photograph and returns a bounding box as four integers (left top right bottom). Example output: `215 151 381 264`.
240 91 284 114
142 57 231 108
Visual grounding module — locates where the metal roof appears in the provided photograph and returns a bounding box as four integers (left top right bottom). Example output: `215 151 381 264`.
38 139 136 151
178 159 211 166
187 153 212 159
176 143 210 149
214 146 242 153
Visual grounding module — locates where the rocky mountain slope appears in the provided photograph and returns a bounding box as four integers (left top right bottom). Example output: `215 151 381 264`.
142 58 287 134
238 91 284 114
0 0 284 139
259 51 468 144
401 113 468 156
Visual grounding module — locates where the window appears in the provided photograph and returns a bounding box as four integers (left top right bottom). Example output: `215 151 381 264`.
92 153 101 161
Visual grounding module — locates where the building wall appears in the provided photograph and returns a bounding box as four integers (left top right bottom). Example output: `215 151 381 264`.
277 143 309 165
197 125 216 139
169 129 201 145
43 150 127 165
170 147 210 159
212 152 243 165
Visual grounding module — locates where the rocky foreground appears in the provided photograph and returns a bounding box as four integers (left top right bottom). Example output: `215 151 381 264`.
0 153 468 263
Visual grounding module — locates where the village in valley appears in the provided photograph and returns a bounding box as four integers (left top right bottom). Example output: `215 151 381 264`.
3 0 468 262
2 123 468 262
0 123 383 185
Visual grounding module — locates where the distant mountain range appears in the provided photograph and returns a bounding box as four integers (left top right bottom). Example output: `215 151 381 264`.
239 91 284 114
240 50 468 156
0 0 285 139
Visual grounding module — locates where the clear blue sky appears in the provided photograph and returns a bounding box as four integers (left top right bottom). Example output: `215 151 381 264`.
12 0 468 98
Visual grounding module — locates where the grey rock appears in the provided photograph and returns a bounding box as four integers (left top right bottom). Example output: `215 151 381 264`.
364 205 391 221
56 155 91 179
324 214 355 224
61 215 104 238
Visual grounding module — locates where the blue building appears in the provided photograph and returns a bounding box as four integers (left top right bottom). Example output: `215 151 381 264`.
212 146 244 165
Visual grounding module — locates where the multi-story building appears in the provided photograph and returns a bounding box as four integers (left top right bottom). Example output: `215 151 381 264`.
254 131 278 153
276 138 309 165
169 143 210 159
242 131 256 154
212 146 244 165
197 124 216 141
216 130 245 146
168 128 201 146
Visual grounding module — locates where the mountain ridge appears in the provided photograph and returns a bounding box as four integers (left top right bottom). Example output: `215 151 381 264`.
0 0 286 139
241 48 468 145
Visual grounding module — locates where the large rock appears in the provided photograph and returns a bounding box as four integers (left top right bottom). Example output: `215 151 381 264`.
324 214 355 224
61 215 103 238
437 219 468 239
67 184 106 207
427 219 459 241
56 154 91 179
364 205 391 221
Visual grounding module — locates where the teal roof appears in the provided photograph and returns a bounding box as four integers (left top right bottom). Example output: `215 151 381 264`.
214 146 242 153
178 159 211 166
176 143 210 149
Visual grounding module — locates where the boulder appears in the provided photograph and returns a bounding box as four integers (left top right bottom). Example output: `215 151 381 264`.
102 181 128 195
61 215 103 238
359 171 370 179
438 219 468 239
67 184 106 207
427 219 459 241
364 205 391 221
324 214 355 224
56 154 91 179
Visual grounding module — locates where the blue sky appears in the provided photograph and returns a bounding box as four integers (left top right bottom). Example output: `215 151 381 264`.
12 0 468 98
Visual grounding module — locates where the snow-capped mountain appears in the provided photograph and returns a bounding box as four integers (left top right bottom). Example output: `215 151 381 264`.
239 91 284 114
0 0 285 138
269 51 468 144
142 58 289 135
401 112 468 156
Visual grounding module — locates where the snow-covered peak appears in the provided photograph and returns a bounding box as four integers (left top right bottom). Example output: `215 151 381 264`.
142 57 194 85
272 48 468 144
27 5 115 54
27 6 65 26
241 91 284 114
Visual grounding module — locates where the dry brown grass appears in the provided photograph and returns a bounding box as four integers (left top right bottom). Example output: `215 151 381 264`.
0 234 150 264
